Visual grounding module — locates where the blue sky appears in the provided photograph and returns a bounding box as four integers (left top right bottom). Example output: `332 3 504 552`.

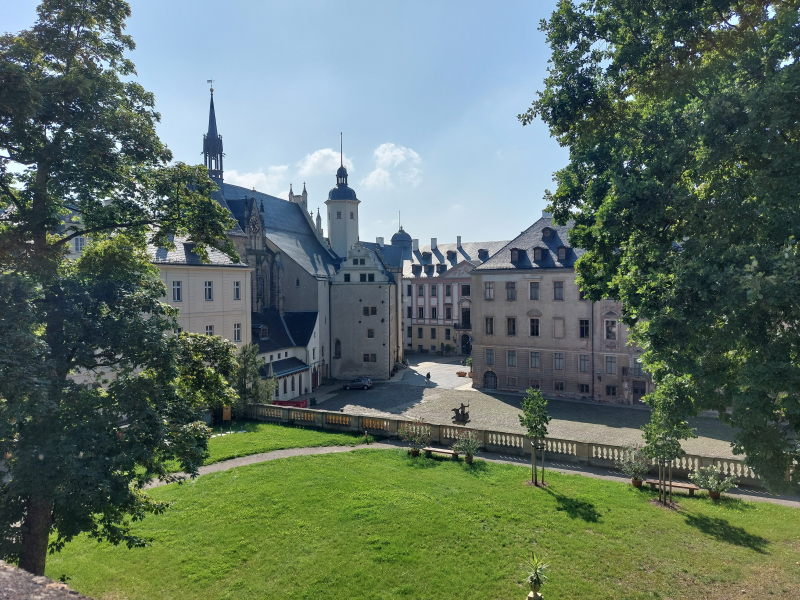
6 1 566 245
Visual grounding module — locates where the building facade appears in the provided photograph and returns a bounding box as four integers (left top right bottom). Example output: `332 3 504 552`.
470 213 651 405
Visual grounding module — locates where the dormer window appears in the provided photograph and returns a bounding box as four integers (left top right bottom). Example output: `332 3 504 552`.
259 325 269 340
510 248 526 264
478 249 489 261
436 264 447 274
422 251 432 262
446 250 456 262
557 246 569 261
542 227 554 240
533 247 545 262
411 264 422 276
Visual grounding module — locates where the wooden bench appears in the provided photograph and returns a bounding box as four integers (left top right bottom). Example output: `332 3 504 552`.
645 479 700 496
423 447 459 460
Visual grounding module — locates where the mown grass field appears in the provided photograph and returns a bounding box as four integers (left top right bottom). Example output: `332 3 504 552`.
48 450 800 600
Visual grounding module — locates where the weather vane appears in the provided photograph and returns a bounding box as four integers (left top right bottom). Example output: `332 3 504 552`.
207 79 214 94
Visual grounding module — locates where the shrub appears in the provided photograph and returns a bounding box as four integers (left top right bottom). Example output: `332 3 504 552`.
616 445 650 481
452 434 480 457
690 466 738 493
399 422 431 450
524 554 549 591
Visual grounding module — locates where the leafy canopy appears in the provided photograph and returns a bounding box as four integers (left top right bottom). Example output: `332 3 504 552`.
519 387 551 440
525 1 800 492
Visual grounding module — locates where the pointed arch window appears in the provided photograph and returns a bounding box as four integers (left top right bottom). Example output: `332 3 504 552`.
334 339 342 359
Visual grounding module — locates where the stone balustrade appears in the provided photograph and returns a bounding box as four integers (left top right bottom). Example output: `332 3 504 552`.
245 403 763 487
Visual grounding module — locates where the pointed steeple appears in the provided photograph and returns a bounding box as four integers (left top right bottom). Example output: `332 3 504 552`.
203 82 224 182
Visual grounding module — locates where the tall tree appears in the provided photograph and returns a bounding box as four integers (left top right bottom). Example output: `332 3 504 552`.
524 1 800 492
519 388 551 486
234 344 277 412
0 0 239 574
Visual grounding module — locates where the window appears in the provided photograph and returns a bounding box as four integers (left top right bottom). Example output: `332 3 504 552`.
363 354 377 363
445 306 452 320
295 278 300 287
431 328 436 339
529 379 541 390
554 381 565 392
530 351 540 368
445 328 450 340
233 281 241 301
486 348 494 365
507 317 516 336
507 376 518 387
334 339 341 358
485 317 494 335
418 307 424 319
418 284 425 297
579 319 590 338
445 284 451 297
233 323 241 342
632 358 644 377
406 284 412 296
352 258 358 266
204 281 213 301
578 289 587 301
417 327 423 338
529 318 540 337
461 284 471 297
367 273 375 282
553 317 565 338
529 281 540 300
205 324 214 336
283 379 287 394
359 258 366 265
337 211 342 219
605 355 617 375
533 247 544 262
507 350 517 367
367 329 375 338
430 307 437 320
579 354 590 372
406 326 412 338
172 281 182 302
370 306 377 315
605 320 618 340
431 285 437 297
484 282 494 300
557 246 568 261
344 273 351 282
360 273 367 282
579 383 590 394
554 352 564 370
506 281 516 301
606 385 617 397
553 280 564 301
350 211 354 220
363 306 370 316
313 348 316 359
74 236 86 253
406 306 412 318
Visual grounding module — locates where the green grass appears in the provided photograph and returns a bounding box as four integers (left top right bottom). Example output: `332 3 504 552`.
166 421 366 471
48 450 800 600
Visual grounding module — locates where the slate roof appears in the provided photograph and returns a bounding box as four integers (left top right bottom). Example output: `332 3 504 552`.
220 183 338 278
148 235 248 267
476 216 584 271
361 241 406 270
402 239 509 278
283 312 318 347
252 308 295 353
267 357 309 377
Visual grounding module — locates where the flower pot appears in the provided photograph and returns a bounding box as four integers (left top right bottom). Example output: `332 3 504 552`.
465 454 474 465
631 478 643 488
708 490 721 500
409 448 420 457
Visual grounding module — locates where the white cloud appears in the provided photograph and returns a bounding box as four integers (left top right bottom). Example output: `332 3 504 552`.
225 166 289 197
361 143 422 189
297 148 354 177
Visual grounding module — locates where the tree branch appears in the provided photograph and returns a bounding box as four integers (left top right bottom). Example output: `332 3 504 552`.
55 219 158 246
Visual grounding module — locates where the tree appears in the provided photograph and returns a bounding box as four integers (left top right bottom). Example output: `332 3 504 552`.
524 1 800 492
0 0 239 574
519 388 551 486
234 344 277 412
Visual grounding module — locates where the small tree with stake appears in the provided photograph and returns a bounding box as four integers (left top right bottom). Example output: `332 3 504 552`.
519 388 551 486
643 398 694 505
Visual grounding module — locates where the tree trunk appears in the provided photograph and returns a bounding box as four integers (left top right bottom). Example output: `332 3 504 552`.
668 463 673 505
19 495 53 575
531 443 538 485
541 445 546 486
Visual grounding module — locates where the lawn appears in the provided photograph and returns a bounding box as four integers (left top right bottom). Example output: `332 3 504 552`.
170 421 366 470
48 450 800 600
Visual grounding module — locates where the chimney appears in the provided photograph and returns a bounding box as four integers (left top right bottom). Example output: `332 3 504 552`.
412 239 419 252
456 235 462 247
376 237 384 247
431 237 437 249
542 210 553 218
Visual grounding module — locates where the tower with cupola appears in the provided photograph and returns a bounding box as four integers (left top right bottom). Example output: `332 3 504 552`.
325 135 360 258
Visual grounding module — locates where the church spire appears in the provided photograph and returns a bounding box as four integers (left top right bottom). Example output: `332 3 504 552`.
203 81 224 182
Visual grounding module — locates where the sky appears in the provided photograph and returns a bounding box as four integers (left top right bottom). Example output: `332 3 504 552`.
5 0 567 246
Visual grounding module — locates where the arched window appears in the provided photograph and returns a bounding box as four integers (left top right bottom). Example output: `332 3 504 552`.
483 371 497 390
334 339 342 359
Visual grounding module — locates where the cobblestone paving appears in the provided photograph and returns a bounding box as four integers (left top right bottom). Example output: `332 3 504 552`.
322 359 740 459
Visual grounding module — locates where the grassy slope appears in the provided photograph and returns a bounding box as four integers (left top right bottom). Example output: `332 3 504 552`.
48 450 799 600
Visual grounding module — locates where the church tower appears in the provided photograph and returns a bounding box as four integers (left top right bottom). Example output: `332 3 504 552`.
203 85 224 182
325 135 360 258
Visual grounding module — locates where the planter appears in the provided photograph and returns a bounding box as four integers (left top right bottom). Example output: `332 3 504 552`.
468 371 474 377
409 448 420 457
631 478 643 488
465 454 474 465
456 371 467 377
708 490 721 500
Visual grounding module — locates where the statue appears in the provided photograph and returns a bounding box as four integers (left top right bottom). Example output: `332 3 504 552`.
451 403 469 423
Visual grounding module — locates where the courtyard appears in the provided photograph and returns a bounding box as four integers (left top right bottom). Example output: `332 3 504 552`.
320 356 739 459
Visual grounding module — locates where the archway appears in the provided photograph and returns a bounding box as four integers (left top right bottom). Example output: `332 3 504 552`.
461 334 471 355
483 371 497 390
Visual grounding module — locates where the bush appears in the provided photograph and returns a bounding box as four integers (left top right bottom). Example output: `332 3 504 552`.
452 434 480 457
616 445 650 481
690 466 738 493
399 422 431 450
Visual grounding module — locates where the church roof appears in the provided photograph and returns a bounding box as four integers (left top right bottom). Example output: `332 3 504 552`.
220 183 338 278
283 311 318 347
148 235 248 268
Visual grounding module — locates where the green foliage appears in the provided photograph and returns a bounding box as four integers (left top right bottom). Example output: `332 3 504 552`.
525 554 549 590
465 357 473 368
234 344 276 409
615 445 650 481
690 466 738 494
451 433 480 457
45 451 800 599
526 1 800 492
399 422 432 450
519 388 550 441
0 0 239 573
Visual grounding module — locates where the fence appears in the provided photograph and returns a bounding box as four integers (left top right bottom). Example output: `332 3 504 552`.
245 403 761 486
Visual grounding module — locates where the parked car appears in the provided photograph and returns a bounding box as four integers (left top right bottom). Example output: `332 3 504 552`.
343 377 373 390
